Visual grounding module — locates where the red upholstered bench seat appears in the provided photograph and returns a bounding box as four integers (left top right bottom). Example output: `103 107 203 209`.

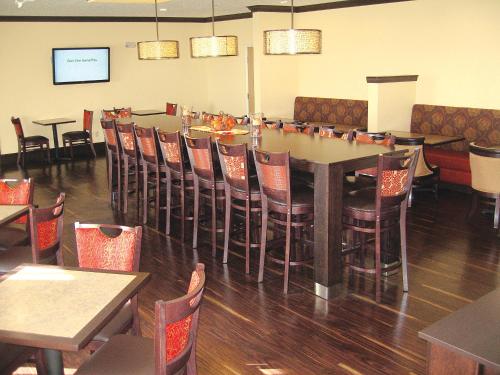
424 147 471 186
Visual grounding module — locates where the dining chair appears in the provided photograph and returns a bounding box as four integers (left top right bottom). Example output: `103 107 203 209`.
62 109 97 160
217 141 262 273
156 129 194 241
116 122 141 214
166 102 178 116
135 125 166 227
253 149 314 294
394 136 439 207
74 263 206 375
11 116 51 167
468 142 500 232
101 119 122 210
185 136 225 257
265 121 280 130
342 150 418 301
301 125 315 135
0 178 34 248
74 223 143 350
0 193 65 274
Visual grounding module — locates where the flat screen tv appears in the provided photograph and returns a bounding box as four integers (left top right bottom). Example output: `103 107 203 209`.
52 47 110 85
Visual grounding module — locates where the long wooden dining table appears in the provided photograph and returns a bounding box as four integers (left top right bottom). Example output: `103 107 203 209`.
124 114 405 299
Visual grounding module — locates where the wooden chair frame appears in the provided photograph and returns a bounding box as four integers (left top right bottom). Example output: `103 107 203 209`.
116 122 141 214
101 119 122 210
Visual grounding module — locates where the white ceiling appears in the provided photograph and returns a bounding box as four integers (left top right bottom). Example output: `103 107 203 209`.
2 0 346 18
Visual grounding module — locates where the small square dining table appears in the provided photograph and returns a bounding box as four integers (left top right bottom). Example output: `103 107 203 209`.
0 264 151 375
32 118 76 161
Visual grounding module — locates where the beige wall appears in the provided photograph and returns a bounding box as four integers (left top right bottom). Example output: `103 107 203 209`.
2 0 499 154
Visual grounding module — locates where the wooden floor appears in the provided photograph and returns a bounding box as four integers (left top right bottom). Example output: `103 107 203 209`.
5 155 499 375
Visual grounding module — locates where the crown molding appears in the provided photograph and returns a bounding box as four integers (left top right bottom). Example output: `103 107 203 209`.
0 0 414 23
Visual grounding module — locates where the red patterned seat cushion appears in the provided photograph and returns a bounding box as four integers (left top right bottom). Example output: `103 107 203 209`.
294 97 368 128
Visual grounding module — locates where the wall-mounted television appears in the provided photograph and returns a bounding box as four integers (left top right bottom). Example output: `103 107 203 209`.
52 47 110 85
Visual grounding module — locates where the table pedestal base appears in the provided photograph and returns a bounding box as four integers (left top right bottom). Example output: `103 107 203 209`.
43 348 64 375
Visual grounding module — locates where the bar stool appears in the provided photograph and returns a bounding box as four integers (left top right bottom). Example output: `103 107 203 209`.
253 149 314 294
217 141 262 273
116 122 141 214
135 126 166 228
343 151 418 301
468 142 500 232
156 129 194 241
394 136 439 207
101 119 122 209
185 136 225 257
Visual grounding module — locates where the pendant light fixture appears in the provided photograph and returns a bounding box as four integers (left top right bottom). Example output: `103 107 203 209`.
137 0 179 60
190 0 238 58
264 0 321 55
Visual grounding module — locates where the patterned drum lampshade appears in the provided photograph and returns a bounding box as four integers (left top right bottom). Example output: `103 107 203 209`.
264 29 321 55
137 0 179 60
190 35 238 58
138 40 179 60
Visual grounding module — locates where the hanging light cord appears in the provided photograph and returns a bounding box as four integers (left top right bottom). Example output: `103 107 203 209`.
211 0 215 36
155 0 160 40
291 0 294 29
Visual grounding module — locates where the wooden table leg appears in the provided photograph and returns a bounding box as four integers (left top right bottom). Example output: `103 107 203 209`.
313 163 344 299
43 348 64 375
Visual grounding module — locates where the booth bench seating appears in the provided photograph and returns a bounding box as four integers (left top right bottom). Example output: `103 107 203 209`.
410 104 500 186
294 96 368 132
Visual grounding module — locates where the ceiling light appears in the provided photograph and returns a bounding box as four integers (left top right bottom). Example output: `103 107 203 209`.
190 0 238 58
137 0 179 59
264 0 321 55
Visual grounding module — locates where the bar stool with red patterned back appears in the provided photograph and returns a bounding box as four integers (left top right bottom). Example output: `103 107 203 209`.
347 131 396 192
184 136 225 257
62 109 96 160
166 103 178 116
135 125 166 228
0 178 34 248
74 263 206 375
11 117 51 167
116 122 141 214
253 149 314 294
217 141 262 274
343 151 419 301
0 193 65 274
102 107 132 120
156 130 194 241
101 119 122 210
74 223 143 350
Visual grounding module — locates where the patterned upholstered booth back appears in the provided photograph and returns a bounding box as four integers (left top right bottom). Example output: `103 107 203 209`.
293 97 368 128
410 104 500 152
